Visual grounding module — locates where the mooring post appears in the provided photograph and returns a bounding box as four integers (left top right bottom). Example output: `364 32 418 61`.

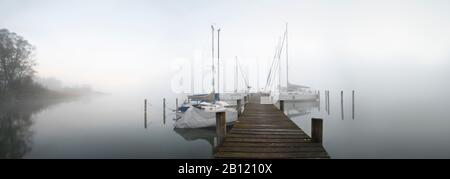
163 98 166 113
216 112 227 146
176 98 179 112
311 118 323 143
341 91 344 120
163 98 166 124
237 99 242 117
144 99 147 129
144 99 147 118
280 100 284 112
352 90 355 120
325 90 328 112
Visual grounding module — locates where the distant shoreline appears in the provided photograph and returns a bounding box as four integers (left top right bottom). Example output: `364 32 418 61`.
0 88 105 106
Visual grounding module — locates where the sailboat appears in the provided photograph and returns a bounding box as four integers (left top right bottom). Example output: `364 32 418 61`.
174 25 238 129
264 23 319 103
219 56 250 101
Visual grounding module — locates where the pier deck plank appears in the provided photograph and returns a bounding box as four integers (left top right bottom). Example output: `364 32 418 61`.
214 94 329 159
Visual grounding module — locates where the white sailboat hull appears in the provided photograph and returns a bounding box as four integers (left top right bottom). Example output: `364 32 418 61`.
271 91 319 103
174 106 238 129
279 93 318 101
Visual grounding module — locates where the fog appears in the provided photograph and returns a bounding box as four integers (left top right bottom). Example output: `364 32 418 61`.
2 0 450 158
1 0 449 95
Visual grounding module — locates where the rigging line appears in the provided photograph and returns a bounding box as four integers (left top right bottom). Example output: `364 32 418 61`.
267 53 280 92
236 58 250 88
271 50 281 89
268 49 282 91
277 31 287 63
263 26 288 92
265 44 280 90
265 37 283 91
274 30 287 90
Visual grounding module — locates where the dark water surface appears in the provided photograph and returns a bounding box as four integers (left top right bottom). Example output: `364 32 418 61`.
2 86 450 158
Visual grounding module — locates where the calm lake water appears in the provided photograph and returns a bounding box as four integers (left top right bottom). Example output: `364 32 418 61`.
2 84 450 158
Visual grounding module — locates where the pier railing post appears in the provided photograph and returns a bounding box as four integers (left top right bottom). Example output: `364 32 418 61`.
280 100 284 112
216 112 227 146
237 99 242 117
311 118 323 143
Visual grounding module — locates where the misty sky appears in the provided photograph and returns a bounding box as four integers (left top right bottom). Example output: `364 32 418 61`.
1 0 450 94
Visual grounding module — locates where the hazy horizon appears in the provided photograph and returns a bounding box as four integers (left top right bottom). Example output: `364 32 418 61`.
2 0 450 95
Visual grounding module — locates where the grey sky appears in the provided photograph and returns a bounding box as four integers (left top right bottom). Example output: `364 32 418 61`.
1 0 449 93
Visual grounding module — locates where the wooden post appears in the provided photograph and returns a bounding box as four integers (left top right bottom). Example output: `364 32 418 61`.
325 91 328 112
280 100 284 112
176 98 179 112
144 99 147 129
163 98 166 124
352 90 355 120
311 118 323 143
237 99 242 117
216 112 227 146
341 91 344 120
163 98 166 113
144 99 147 118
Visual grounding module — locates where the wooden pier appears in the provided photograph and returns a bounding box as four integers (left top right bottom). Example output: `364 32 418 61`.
214 94 329 159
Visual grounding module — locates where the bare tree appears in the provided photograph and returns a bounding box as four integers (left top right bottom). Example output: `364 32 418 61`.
0 29 36 90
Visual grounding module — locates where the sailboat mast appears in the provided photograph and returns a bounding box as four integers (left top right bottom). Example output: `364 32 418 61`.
211 25 215 94
278 36 282 91
217 28 221 97
286 23 289 86
257 59 260 92
234 56 238 93
191 57 195 94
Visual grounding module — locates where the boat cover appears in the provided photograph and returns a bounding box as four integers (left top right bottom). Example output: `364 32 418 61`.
174 106 238 128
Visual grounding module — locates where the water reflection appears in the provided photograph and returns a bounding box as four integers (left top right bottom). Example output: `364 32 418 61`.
173 128 216 155
325 90 330 115
283 101 320 118
173 128 216 147
0 99 67 158
323 90 356 120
